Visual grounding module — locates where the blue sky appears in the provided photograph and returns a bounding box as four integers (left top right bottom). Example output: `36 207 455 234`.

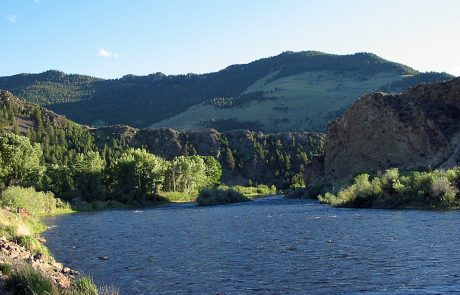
1 0 460 78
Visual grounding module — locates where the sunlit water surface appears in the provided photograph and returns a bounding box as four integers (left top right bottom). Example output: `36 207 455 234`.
43 197 460 294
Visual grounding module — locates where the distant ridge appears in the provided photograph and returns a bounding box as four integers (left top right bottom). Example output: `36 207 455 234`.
0 51 454 131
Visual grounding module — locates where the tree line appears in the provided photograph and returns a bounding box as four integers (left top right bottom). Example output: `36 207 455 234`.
0 132 222 204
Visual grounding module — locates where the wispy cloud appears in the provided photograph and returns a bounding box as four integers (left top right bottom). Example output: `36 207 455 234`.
98 48 119 59
5 14 16 23
33 0 40 3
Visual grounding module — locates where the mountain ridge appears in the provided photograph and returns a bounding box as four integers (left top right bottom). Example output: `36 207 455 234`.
0 51 454 131
7 51 416 80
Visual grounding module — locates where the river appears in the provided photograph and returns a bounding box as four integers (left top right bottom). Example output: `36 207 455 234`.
43 196 460 294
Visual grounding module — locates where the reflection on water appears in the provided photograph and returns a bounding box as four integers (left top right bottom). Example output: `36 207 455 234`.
43 196 460 294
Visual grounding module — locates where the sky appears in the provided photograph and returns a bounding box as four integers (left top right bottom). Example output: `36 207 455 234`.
1 0 460 79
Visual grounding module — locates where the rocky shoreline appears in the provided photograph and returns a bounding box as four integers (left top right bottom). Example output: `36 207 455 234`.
0 236 79 293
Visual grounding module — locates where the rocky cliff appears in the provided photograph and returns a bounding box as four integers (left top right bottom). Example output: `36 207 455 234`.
306 77 460 185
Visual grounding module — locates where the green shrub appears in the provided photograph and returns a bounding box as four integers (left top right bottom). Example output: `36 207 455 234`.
159 191 197 202
0 224 17 240
319 168 460 209
197 188 251 206
65 276 99 295
430 176 458 208
225 184 276 197
6 264 58 295
318 192 337 204
445 167 460 184
0 262 12 276
6 265 104 295
0 186 71 216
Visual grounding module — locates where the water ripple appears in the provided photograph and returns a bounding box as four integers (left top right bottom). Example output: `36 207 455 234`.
43 198 460 294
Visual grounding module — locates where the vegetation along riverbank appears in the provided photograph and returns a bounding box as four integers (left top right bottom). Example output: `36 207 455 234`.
0 186 117 294
318 168 460 209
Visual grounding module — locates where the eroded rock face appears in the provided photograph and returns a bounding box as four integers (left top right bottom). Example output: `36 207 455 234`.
307 77 460 184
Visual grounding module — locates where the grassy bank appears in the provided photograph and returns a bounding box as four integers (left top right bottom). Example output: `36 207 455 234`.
0 186 117 294
3 264 107 295
319 168 460 209
0 186 73 257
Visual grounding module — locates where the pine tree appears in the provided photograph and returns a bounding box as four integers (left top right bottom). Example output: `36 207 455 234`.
225 147 235 170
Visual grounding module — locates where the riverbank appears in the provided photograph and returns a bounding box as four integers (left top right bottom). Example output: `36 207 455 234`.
0 211 106 294
318 168 460 210
0 236 79 289
0 186 117 294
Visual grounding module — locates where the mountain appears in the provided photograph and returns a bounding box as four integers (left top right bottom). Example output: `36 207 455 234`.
0 90 324 188
305 77 460 186
0 51 454 132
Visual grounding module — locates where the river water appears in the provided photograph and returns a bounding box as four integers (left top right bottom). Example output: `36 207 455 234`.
43 196 460 294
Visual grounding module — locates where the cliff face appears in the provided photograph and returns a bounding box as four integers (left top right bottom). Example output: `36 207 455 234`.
307 77 460 184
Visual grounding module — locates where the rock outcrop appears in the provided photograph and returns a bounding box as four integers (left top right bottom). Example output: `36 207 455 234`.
0 236 78 291
0 90 68 130
306 77 460 185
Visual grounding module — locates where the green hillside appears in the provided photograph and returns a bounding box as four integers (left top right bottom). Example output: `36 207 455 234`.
0 70 101 105
0 51 454 131
153 70 402 132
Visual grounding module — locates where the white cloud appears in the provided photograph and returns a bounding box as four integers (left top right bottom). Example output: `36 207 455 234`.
5 14 16 23
98 48 119 59
34 0 40 3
